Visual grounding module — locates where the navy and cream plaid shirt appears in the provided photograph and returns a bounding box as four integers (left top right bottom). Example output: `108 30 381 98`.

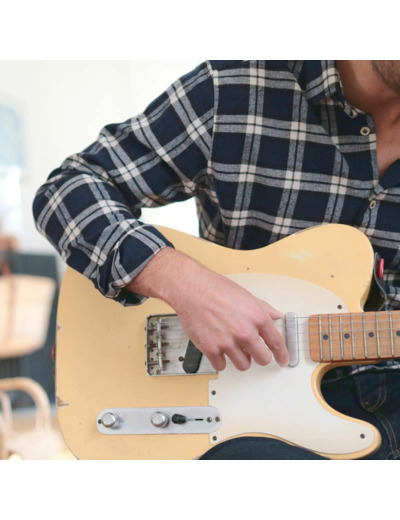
33 60 400 311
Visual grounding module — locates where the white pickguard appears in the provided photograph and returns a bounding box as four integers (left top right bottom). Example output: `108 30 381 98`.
209 273 376 457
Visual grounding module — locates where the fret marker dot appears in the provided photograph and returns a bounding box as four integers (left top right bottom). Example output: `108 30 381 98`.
397 331 400 337
368 332 374 338
323 334 329 340
344 333 350 339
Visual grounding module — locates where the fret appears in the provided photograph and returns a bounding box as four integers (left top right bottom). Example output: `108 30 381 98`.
308 315 320 362
318 315 323 362
351 313 356 360
390 311 395 358
328 314 333 361
321 314 331 361
364 312 380 359
339 314 344 360
362 313 368 359
393 314 400 357
377 311 393 359
330 313 344 361
341 313 353 360
352 313 365 360
376 312 381 358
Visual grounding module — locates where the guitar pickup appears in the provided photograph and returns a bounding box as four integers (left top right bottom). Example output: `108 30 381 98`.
183 340 203 373
285 312 299 367
145 314 216 376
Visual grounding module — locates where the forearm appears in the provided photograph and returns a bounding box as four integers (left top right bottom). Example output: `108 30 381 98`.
125 246 213 307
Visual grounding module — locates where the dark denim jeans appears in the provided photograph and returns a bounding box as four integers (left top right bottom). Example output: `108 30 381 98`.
200 363 400 460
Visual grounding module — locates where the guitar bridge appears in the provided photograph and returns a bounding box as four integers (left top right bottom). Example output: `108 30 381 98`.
145 314 217 376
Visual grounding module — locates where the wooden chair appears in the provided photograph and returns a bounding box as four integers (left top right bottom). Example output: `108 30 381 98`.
0 265 57 358
0 378 62 459
0 242 61 459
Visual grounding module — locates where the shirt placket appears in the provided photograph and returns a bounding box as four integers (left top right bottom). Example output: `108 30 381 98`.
350 111 382 228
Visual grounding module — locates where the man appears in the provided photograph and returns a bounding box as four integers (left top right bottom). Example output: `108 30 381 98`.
33 60 400 459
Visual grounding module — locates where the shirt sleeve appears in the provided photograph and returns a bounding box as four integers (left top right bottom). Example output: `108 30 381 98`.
32 61 215 306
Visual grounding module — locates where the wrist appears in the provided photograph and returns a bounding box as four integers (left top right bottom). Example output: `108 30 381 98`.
125 247 203 306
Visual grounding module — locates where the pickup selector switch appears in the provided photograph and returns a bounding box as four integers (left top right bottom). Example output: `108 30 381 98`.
172 414 187 424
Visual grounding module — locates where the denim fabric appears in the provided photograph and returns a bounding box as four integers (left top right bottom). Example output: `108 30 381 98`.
200 437 327 460
200 365 400 460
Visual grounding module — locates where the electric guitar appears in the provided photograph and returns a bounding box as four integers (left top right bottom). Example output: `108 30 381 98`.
56 223 398 459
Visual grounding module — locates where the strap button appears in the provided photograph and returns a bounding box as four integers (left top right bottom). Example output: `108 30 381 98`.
378 258 384 279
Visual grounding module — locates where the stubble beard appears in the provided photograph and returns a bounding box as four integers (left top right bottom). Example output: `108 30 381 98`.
371 60 400 95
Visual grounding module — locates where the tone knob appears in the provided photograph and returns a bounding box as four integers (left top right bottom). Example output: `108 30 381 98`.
151 411 169 428
100 412 120 429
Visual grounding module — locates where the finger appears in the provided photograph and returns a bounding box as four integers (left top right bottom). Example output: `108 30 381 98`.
246 336 273 366
226 346 252 371
207 352 227 372
258 299 283 320
259 316 289 367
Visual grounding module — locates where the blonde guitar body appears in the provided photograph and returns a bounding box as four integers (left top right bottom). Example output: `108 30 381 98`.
56 224 382 459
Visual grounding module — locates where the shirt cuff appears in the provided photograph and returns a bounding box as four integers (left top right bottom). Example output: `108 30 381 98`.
96 224 174 306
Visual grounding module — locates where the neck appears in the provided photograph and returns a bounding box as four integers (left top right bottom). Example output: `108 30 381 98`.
309 310 400 363
336 60 400 125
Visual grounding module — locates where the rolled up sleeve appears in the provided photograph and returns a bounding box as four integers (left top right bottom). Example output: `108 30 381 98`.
32 61 215 305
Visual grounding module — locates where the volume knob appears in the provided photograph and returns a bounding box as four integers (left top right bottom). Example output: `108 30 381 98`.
100 412 120 429
151 411 169 428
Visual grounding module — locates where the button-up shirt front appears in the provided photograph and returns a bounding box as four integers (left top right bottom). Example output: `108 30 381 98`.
33 60 400 309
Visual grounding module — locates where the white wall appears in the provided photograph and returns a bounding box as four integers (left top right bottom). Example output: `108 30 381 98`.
0 60 201 255
126 61 202 236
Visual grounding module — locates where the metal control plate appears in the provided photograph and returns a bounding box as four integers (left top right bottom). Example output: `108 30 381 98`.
97 407 221 435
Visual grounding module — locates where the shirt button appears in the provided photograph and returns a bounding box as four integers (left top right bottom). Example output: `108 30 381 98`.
360 126 371 136
369 200 377 209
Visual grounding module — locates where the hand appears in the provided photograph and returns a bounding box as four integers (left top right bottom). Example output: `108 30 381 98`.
127 248 289 371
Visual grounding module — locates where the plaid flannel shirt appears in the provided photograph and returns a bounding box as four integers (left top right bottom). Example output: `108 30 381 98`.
33 60 400 312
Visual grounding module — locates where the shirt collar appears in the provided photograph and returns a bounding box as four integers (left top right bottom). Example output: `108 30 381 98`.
288 60 360 118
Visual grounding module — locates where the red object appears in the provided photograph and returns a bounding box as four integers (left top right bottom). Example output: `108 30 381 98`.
51 345 55 360
378 258 384 279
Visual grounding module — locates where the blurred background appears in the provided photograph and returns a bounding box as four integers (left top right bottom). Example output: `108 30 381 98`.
0 60 201 459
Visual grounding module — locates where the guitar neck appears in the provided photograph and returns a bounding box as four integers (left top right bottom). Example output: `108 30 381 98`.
309 310 400 363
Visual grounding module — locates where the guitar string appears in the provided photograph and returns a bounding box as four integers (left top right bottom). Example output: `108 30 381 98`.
153 316 400 335
149 318 400 367
149 329 400 368
154 312 400 321
249 317 400 332
154 324 400 337
155 311 400 325
154 343 400 361
149 331 400 361
149 328 400 359
150 352 400 371
156 336 400 348
156 343 400 369
148 338 400 366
